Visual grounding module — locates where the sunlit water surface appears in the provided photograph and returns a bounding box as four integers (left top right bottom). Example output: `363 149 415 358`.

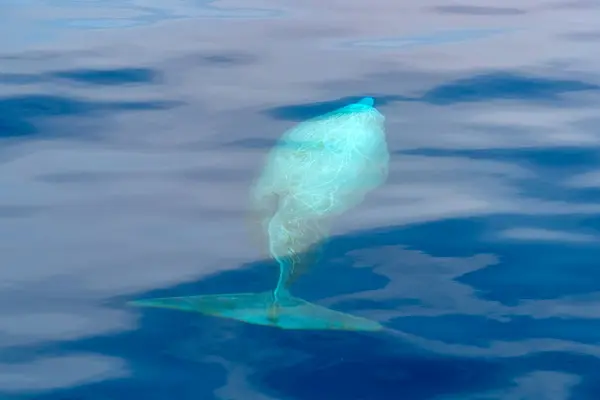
2 1 600 399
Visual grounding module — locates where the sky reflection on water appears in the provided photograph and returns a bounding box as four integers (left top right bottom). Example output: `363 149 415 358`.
2 0 600 399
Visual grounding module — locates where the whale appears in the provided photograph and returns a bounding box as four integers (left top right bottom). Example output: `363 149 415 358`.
130 97 390 331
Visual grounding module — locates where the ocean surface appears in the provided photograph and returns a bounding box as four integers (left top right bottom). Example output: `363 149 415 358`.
2 1 600 399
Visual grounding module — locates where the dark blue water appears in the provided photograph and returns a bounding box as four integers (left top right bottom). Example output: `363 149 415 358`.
2 1 600 399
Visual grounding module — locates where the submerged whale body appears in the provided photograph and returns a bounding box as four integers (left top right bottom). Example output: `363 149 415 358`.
131 97 390 331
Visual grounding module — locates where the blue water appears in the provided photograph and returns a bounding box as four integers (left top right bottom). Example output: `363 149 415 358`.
2 1 600 399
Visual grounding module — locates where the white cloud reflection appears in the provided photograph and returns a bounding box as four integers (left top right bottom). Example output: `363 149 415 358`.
500 227 600 243
0 354 128 393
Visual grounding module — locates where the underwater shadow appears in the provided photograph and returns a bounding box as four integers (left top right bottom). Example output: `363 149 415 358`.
257 353 501 400
0 94 180 139
0 64 178 139
261 72 600 123
1 67 160 87
23 220 516 400
50 67 160 86
419 72 600 105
